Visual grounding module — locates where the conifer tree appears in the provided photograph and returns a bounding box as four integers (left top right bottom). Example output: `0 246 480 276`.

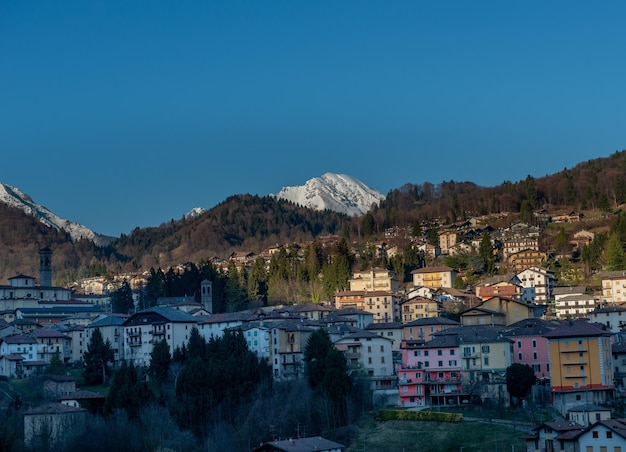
83 328 114 385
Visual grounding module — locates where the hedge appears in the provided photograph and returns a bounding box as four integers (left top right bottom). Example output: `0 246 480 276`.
378 409 463 423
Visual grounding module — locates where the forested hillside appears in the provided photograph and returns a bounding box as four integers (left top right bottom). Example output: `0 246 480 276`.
1 151 625 284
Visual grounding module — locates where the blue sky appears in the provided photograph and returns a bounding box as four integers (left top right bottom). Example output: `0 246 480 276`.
1 1 624 237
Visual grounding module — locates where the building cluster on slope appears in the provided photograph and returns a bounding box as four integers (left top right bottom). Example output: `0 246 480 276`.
7 217 626 450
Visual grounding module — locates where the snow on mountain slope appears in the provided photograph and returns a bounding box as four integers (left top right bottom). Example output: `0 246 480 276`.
0 183 110 245
271 173 385 216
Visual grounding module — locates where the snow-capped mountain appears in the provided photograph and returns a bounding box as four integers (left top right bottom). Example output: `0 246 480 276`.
184 207 206 219
0 183 110 246
271 173 385 216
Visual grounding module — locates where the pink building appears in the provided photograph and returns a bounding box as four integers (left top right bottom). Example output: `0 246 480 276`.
398 334 467 407
504 318 561 381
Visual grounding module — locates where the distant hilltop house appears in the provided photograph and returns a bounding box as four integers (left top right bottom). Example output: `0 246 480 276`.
552 212 584 223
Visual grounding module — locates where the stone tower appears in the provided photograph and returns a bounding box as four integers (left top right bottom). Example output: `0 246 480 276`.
39 247 52 287
201 279 213 313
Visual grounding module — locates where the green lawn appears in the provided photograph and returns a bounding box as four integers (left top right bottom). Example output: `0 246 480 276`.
348 418 528 452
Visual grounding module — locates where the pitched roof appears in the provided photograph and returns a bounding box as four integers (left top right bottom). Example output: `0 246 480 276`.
543 320 610 339
1 334 37 345
125 306 199 324
24 402 86 415
403 317 459 327
411 266 455 274
88 315 127 328
255 436 345 452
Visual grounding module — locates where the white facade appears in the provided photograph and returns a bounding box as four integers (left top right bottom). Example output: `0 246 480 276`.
85 315 127 364
123 307 198 367
590 306 626 333
335 330 393 377
244 325 270 362
602 271 626 304
577 422 626 451
515 267 554 305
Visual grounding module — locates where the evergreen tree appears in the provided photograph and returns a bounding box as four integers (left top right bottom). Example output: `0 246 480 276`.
149 338 171 384
225 260 247 311
412 219 422 238
105 361 154 419
111 279 134 314
247 256 268 303
303 328 351 427
604 232 625 271
146 267 166 306
46 351 65 375
83 328 114 385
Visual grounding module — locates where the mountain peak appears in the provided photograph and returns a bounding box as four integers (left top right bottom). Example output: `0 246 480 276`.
271 173 385 216
0 183 110 246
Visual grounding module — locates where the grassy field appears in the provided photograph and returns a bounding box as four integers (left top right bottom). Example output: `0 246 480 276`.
347 418 528 452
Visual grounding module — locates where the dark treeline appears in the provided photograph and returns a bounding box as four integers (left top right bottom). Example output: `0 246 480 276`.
105 235 424 314
3 327 371 452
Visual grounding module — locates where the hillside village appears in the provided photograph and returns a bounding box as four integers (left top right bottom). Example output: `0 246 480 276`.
4 209 626 451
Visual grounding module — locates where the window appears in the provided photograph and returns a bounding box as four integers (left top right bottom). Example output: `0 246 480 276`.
518 352 523 360
424 350 429 356
381 357 385 363
424 361 429 368
607 431 612 439
592 431 598 438
450 349 455 355
380 345 384 352
438 361 443 366
414 351 421 357
517 341 522 348
484 357 489 366
368 357 372 364
449 360 457 366
482 345 490 353
438 350 443 356
368 346 372 353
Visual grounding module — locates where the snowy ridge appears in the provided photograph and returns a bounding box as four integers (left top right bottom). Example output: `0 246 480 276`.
185 207 206 219
271 173 385 216
0 183 109 245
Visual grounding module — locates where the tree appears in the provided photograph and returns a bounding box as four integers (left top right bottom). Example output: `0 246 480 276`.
149 339 171 384
505 363 536 404
46 351 65 375
105 361 154 419
603 232 625 271
303 328 352 427
111 279 134 314
83 328 114 385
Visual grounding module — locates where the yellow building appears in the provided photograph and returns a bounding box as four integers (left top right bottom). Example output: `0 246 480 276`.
544 320 614 416
350 267 399 293
461 296 536 327
400 296 439 323
438 231 457 254
411 266 457 290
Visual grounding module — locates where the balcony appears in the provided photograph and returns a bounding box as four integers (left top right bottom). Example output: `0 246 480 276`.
127 331 141 337
128 341 142 347
150 329 166 336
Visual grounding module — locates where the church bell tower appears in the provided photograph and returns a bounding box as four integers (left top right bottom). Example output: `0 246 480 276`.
39 247 52 287
201 279 213 313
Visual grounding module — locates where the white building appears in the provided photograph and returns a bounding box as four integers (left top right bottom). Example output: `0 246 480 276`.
590 305 626 333
85 315 128 364
0 333 41 377
515 267 555 305
243 323 271 363
334 329 394 378
601 271 626 304
122 306 198 367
